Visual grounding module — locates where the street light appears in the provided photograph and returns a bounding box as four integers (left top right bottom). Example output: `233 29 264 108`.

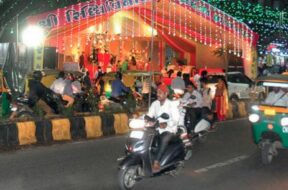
22 25 45 47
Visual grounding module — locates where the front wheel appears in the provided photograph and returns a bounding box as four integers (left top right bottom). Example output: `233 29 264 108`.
118 166 138 190
261 143 274 165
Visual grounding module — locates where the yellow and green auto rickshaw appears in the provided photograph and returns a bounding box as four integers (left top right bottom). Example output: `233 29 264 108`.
249 74 288 164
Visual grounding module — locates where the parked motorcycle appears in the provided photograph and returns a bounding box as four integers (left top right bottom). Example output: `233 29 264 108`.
10 96 35 119
117 113 189 190
104 89 136 113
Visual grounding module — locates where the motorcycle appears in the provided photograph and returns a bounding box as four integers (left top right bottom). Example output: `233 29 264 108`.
117 113 190 190
10 96 35 119
103 89 136 113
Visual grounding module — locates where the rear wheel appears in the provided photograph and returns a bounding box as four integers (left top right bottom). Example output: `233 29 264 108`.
118 166 138 190
261 142 274 165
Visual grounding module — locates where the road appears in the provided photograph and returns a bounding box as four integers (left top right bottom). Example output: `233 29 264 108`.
0 118 288 190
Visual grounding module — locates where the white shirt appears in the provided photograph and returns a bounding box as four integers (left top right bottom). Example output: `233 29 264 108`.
50 78 66 95
171 77 185 91
147 99 179 134
193 74 201 90
201 88 212 109
264 90 288 107
181 90 203 108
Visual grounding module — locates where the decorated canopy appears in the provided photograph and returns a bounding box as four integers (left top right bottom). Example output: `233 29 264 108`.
27 0 258 77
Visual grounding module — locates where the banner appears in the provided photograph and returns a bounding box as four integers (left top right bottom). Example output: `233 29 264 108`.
27 0 151 29
33 46 44 70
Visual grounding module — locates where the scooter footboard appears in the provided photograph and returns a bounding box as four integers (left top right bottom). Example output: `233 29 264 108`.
160 143 185 166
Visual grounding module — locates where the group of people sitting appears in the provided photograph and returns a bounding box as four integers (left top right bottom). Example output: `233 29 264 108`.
27 70 93 115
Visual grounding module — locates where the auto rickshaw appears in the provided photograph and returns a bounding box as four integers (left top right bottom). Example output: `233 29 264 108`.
249 74 288 164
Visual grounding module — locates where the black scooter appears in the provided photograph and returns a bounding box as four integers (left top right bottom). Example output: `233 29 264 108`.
117 113 187 190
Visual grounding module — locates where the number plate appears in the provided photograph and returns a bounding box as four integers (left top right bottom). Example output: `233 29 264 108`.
130 131 144 139
264 109 276 116
283 126 288 133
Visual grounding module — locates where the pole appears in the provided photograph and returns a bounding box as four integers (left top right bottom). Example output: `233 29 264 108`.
148 0 156 107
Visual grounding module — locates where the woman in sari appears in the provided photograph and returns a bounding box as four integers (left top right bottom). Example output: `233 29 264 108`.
214 78 229 121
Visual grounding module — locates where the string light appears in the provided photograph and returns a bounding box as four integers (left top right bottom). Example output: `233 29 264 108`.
168 0 171 35
173 1 176 36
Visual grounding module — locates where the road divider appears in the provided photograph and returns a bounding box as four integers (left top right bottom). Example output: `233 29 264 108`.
0 112 130 148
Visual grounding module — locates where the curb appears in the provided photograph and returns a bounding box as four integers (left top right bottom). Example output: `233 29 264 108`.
0 113 129 147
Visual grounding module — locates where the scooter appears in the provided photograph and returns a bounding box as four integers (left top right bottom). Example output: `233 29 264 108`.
181 96 212 144
117 113 188 190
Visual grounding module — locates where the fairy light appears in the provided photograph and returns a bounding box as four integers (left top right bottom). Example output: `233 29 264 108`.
189 0 192 40
77 2 81 48
184 1 187 39
237 22 240 57
70 4 74 48
203 2 207 45
106 1 110 37
179 1 182 38
144 0 147 37
155 0 158 35
168 0 171 35
86 1 90 46
209 5 212 47
222 13 226 52
56 8 59 52
228 17 232 53
162 0 165 35
132 1 135 38
94 0 97 44
173 1 176 36
194 3 197 42
233 20 236 55
138 0 141 37
199 1 203 43
63 6 67 52
215 9 218 47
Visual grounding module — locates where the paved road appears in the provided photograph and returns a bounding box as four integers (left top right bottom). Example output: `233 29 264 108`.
0 118 288 190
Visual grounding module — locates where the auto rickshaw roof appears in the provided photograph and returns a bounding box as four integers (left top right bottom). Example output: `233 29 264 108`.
256 74 288 83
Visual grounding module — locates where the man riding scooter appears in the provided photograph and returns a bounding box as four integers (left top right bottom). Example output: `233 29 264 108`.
146 84 180 172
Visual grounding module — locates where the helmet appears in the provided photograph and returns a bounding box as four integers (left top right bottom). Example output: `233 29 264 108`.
115 72 122 80
33 71 42 81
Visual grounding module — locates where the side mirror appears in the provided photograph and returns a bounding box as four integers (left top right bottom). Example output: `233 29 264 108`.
160 113 169 120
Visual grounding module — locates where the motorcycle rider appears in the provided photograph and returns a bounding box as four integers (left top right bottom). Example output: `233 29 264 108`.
147 84 179 172
50 71 74 107
182 82 203 133
27 71 59 114
110 72 130 102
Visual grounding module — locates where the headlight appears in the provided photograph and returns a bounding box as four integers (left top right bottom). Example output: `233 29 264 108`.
249 114 260 123
280 117 288 126
251 105 259 111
